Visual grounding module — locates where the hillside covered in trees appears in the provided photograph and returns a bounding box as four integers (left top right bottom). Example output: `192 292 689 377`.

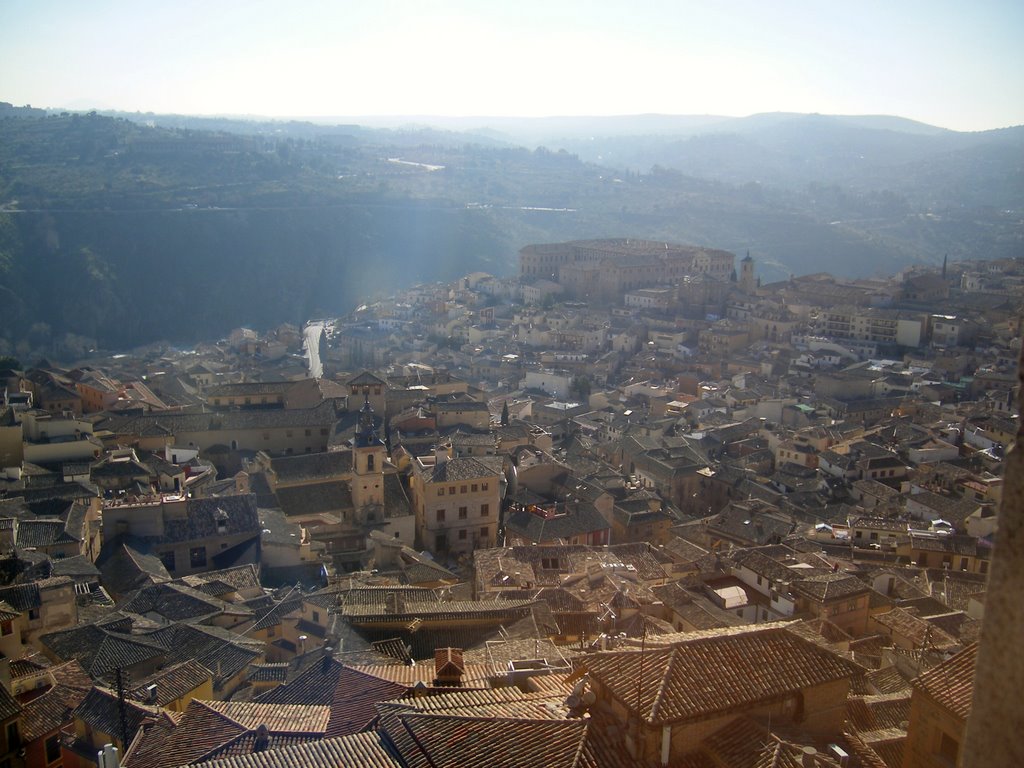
0 106 1019 355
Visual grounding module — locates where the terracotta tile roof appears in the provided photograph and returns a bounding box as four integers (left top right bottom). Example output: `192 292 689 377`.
393 713 595 768
247 663 289 684
20 661 92 742
911 641 977 721
126 698 330 768
377 687 572 722
346 662 494 688
790 573 869 602
579 625 859 725
40 623 168 678
144 623 263 688
73 685 162 747
865 665 913 695
434 647 464 677
120 581 245 622
859 728 906 767
871 608 958 650
699 715 823 768
846 693 911 732
841 729 892 768
201 700 330 733
128 659 212 706
21 681 86 741
178 563 262 594
256 657 406 737
183 731 403 768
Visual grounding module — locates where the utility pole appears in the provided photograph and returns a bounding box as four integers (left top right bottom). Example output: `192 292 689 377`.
115 667 130 752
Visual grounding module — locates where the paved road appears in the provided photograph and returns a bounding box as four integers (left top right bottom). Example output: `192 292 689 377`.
303 322 324 379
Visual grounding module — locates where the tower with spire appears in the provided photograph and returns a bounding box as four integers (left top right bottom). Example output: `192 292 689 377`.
739 252 756 294
352 394 385 509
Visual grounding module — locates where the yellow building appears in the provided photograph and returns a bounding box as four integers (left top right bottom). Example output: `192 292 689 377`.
409 448 502 556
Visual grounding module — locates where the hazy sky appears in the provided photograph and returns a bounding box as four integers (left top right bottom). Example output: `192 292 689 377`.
2 0 1022 131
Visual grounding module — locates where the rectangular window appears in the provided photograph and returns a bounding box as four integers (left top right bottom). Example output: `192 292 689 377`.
459 507 468 519
436 510 445 522
481 503 490 517
305 429 311 436
471 484 478 492
460 485 467 493
312 610 320 623
481 482 488 491
189 546 207 568
321 428 329 436
458 529 467 540
449 486 456 495
435 533 446 551
480 526 489 539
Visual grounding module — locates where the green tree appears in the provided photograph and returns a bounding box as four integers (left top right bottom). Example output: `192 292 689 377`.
569 375 591 401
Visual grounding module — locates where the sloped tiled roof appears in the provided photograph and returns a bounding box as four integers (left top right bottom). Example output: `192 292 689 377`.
20 660 93 741
40 623 168 679
871 607 958 650
392 713 595 768
128 659 212 706
73 685 162 746
120 581 244 623
911 641 977 721
181 731 402 768
256 656 406 738
865 665 913 695
15 517 79 548
144 623 263 687
201 700 330 733
579 625 859 725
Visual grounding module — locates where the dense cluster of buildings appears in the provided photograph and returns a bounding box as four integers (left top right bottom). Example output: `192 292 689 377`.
0 239 1018 767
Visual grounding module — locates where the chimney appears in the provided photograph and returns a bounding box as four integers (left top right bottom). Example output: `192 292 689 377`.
434 444 450 465
801 746 818 767
98 744 121 768
253 724 270 753
434 647 464 686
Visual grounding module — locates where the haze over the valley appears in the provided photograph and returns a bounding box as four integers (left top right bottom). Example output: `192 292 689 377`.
0 1 1021 352
2 0 1022 132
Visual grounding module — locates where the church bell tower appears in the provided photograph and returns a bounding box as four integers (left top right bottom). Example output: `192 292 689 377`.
352 394 385 509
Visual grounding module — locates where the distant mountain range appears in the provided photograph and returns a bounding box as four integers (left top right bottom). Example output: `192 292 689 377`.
0 104 1020 355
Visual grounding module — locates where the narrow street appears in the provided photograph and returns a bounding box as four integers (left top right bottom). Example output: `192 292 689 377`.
303 321 324 379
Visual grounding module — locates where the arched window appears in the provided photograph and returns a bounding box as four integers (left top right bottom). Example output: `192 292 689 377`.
367 454 375 472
